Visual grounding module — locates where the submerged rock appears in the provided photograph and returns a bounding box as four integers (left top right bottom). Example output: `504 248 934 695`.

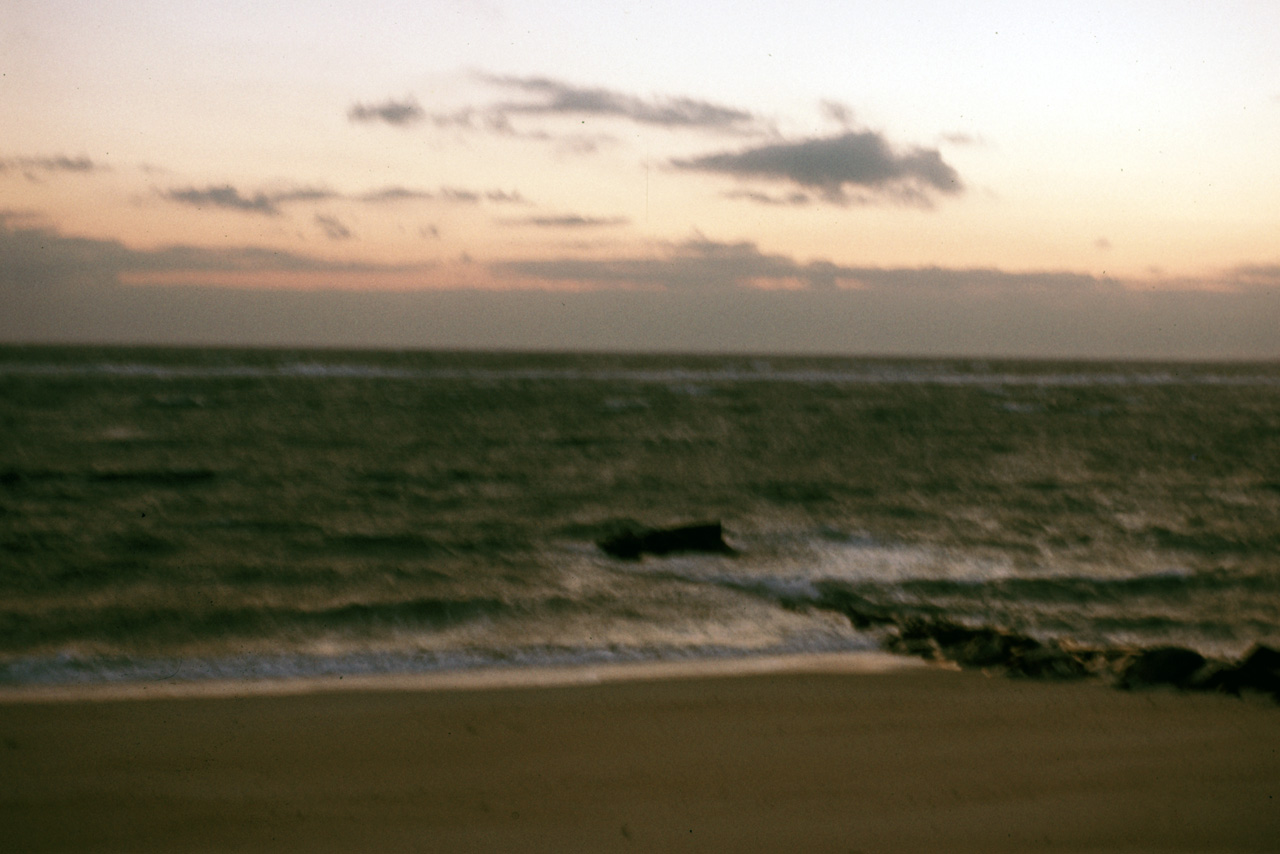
597 521 734 560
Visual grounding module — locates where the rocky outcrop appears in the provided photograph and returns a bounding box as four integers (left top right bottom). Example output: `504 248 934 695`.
1117 647 1208 690
810 584 1095 680
885 617 1095 679
1194 645 1280 699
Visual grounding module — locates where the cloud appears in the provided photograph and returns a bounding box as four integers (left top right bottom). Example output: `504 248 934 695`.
423 107 520 135
820 100 856 129
0 155 107 180
483 75 764 133
439 187 479 203
164 184 282 215
496 238 844 290
314 214 353 240
938 132 988 147
356 186 436 203
722 189 812 206
5 219 1277 359
0 218 414 280
502 214 629 228
272 187 341 204
347 98 426 126
495 239 1122 294
672 131 963 205
484 189 529 204
163 183 525 213
401 75 766 141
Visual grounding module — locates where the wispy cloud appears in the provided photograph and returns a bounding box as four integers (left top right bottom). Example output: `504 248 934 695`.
347 97 426 126
164 183 525 214
369 74 768 141
484 189 529 204
501 214 629 228
164 185 282 215
356 186 436 203
819 100 856 129
482 75 765 133
722 189 812 206
938 131 986 147
314 214 353 240
672 131 963 205
272 187 341 204
0 155 107 180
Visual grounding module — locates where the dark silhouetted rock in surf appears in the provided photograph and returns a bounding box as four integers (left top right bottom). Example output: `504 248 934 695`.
1236 645 1280 698
1118 646 1208 690
597 522 734 560
1196 644 1280 699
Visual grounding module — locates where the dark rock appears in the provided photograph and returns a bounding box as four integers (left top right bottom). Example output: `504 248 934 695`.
948 627 1041 669
1118 646 1208 690
1196 644 1280 698
1006 644 1091 680
1240 644 1280 681
883 616 1050 672
597 522 734 560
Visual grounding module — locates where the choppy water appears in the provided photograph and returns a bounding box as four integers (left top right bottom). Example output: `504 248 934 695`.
2 346 1278 686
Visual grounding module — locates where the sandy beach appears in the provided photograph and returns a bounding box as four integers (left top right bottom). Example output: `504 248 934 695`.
2 663 1278 853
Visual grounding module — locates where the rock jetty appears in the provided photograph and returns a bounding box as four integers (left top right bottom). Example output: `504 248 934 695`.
809 582 1279 702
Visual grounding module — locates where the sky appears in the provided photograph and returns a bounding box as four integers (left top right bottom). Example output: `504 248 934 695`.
2 0 1278 358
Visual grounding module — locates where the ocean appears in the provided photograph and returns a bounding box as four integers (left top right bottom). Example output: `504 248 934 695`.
2 346 1278 687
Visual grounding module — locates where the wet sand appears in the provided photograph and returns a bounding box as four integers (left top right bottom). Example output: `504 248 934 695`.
2 664 1278 853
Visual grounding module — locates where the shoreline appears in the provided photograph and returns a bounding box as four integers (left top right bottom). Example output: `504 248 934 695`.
0 649 925 704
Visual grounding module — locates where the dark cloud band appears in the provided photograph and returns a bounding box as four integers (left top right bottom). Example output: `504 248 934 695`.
673 131 962 204
497 239 1108 293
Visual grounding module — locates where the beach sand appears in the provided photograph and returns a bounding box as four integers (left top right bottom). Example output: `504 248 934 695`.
2 662 1278 853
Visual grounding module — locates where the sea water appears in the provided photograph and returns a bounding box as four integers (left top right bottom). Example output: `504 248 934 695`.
2 346 1277 686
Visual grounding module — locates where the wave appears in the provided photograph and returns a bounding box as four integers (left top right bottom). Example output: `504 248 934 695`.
0 595 515 654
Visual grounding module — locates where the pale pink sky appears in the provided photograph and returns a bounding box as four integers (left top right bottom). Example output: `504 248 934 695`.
3 1 1278 356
